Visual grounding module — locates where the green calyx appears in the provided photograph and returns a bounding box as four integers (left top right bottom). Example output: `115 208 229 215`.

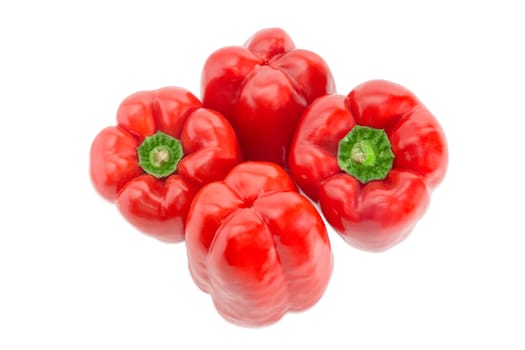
137 131 183 178
337 125 394 184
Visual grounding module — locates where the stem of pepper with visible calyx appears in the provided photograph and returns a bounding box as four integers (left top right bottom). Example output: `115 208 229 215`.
337 125 394 184
137 131 183 178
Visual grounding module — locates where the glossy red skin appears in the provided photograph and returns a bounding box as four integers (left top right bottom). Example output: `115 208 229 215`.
289 80 448 252
185 162 333 327
201 28 335 167
90 87 242 243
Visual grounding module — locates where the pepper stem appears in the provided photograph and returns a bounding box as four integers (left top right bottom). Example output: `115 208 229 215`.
351 140 376 166
137 131 183 178
337 125 394 183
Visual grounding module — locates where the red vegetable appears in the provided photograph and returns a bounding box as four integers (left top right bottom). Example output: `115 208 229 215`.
289 80 448 252
90 87 242 242
201 27 335 167
185 162 333 326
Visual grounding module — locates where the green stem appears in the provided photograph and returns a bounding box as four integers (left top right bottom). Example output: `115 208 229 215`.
137 131 183 178
337 125 394 183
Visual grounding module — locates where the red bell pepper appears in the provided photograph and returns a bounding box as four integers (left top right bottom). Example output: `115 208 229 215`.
289 80 448 252
90 87 242 243
201 27 335 167
185 162 333 326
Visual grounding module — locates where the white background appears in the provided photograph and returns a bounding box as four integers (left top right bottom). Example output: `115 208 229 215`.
1 0 524 349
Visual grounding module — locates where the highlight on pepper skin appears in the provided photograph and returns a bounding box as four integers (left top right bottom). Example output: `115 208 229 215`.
185 161 333 327
89 87 242 243
288 79 448 252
